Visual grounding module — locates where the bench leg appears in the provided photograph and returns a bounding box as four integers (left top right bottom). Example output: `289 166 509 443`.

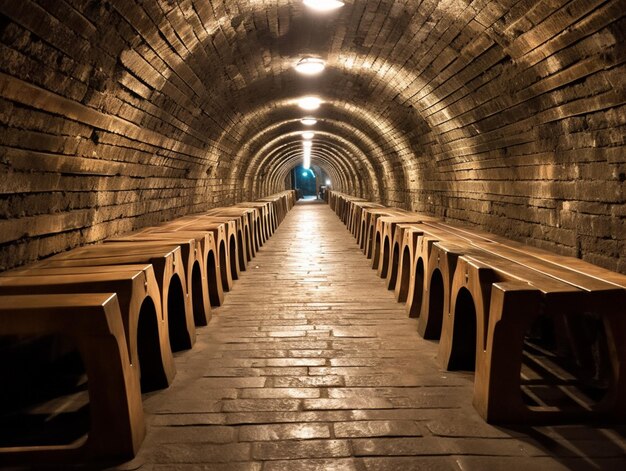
78 331 145 459
473 282 542 423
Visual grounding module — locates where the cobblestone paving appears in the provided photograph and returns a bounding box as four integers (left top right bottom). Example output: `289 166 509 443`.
117 201 626 471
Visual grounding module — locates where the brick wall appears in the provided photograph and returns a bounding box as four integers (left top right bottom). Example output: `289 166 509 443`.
0 0 624 273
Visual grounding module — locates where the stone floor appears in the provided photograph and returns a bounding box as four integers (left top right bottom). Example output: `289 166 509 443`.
114 200 625 471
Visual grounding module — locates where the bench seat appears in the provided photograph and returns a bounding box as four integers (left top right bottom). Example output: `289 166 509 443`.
38 244 194 353
153 219 232 293
327 190 626 424
104 237 210 327
0 293 145 462
0 266 174 391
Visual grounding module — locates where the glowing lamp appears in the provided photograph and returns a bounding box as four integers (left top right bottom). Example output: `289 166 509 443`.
303 0 345 12
295 57 325 75
298 96 321 110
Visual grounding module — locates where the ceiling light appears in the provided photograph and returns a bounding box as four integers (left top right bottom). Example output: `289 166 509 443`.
295 57 325 75
298 96 321 110
300 117 317 126
303 141 313 148
303 0 345 12
302 131 315 140
325 179 331 185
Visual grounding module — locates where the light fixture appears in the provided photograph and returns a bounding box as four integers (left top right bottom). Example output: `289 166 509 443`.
300 117 317 126
302 140 313 148
298 96 321 110
295 57 325 75
325 179 331 185
302 131 315 140
303 0 345 12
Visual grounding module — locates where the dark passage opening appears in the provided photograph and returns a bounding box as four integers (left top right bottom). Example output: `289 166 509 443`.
398 246 411 302
448 287 477 371
243 227 252 263
207 249 221 306
137 296 167 392
381 237 390 277
167 274 192 351
373 233 381 266
388 242 400 289
219 240 229 291
423 269 444 340
409 258 425 318
294 165 317 197
229 234 238 280
191 261 207 326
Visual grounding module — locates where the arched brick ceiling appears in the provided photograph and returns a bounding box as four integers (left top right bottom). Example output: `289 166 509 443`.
112 0 438 201
0 0 624 272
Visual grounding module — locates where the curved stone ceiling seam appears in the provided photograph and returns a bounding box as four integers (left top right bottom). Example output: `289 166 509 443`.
247 135 374 198
274 148 359 196
229 112 402 187
240 135 362 188
245 134 371 194
251 141 360 197
240 130 379 198
267 152 351 196
261 143 355 195
264 156 346 197
109 1 458 194
222 96 414 188
274 157 350 197
259 152 345 197
264 144 359 195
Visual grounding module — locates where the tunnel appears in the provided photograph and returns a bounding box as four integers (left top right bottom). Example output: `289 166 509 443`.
0 0 625 468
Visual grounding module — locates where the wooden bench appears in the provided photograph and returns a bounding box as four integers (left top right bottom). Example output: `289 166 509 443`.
206 207 257 268
442 246 625 423
0 191 295 463
193 215 244 281
266 190 297 224
0 266 175 392
339 197 367 227
0 293 145 462
105 236 210 326
363 208 408 262
395 224 475 336
206 208 250 274
401 225 626 422
39 244 195 353
329 194 626 424
257 196 283 231
348 202 384 239
136 228 223 307
156 218 232 293
374 214 440 284
235 201 273 246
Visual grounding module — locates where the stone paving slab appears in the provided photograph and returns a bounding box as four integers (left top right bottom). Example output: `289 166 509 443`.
108 201 626 471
